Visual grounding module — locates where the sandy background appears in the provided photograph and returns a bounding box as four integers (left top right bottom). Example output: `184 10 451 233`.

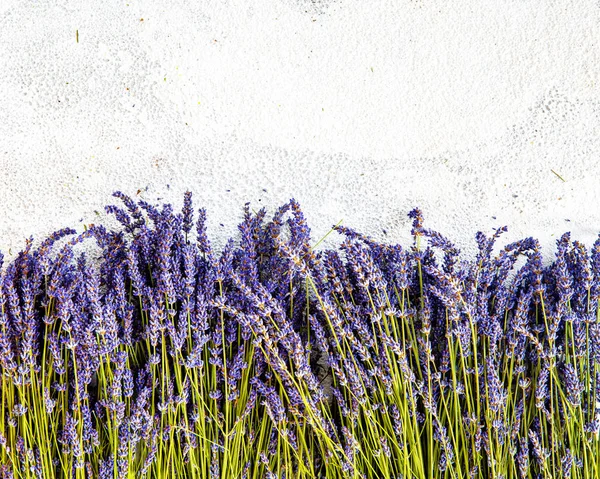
1 0 599 260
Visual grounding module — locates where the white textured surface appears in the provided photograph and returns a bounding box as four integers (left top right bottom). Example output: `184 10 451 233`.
1 0 599 259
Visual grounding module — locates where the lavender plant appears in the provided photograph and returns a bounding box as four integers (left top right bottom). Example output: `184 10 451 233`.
0 191 599 479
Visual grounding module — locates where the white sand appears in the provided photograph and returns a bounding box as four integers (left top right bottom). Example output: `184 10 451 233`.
0 0 599 260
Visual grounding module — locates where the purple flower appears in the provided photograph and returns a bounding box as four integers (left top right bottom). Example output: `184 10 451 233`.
196 208 211 255
529 429 549 468
517 438 529 479
210 444 220 479
182 191 194 236
554 233 573 306
251 377 287 424
535 364 550 410
562 363 583 407
562 449 573 478
486 361 507 413
113 191 145 228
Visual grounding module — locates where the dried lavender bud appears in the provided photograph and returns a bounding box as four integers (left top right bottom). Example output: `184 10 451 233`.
210 444 220 479
562 363 583 407
562 449 573 478
182 191 194 236
536 365 550 410
12 404 27 417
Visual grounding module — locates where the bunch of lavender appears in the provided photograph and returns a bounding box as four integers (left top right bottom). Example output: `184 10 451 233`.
2 191 600 479
0 193 323 479
287 210 600 479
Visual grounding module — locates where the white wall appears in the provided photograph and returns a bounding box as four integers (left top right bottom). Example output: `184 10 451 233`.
1 0 599 260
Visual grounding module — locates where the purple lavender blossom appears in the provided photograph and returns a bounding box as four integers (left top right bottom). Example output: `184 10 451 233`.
562 363 583 407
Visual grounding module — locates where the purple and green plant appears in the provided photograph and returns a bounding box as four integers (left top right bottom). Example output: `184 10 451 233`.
0 191 599 478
